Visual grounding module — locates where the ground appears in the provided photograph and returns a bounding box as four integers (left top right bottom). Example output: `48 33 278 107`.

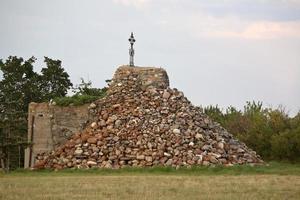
1 163 300 200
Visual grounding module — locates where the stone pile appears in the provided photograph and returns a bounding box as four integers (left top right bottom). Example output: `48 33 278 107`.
34 66 263 169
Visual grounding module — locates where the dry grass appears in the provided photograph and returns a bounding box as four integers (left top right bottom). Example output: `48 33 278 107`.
1 175 300 200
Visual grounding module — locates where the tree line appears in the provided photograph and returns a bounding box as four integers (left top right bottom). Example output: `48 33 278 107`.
202 102 300 162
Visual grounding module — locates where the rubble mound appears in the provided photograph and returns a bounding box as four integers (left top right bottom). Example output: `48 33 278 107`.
35 66 263 169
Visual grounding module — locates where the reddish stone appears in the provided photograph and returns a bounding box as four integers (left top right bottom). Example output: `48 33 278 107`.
87 137 98 144
34 160 46 169
81 133 90 142
53 164 63 170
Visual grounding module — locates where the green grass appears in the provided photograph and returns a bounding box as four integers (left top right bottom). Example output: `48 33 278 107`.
2 162 300 177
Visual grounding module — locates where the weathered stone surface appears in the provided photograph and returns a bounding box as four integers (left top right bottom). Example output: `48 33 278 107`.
87 137 97 144
74 149 83 155
34 66 263 169
87 161 97 166
162 90 171 99
25 102 92 168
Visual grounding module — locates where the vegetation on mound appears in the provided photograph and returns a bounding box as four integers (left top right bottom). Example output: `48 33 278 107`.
53 78 107 106
53 94 103 106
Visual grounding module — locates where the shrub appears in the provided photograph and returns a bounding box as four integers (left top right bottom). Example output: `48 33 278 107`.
203 102 300 162
53 94 105 106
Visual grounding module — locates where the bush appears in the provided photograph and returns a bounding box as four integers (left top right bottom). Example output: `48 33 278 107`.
271 127 300 162
53 78 108 106
203 102 300 162
53 94 105 106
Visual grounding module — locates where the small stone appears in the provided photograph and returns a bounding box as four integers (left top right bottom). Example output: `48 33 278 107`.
188 142 194 146
162 90 171 99
104 162 112 168
164 152 171 157
112 104 121 109
87 137 97 144
99 120 106 127
92 146 100 153
91 122 98 129
195 133 204 140
209 156 219 164
201 144 211 151
202 161 210 166
89 103 97 109
113 136 119 142
115 120 122 128
217 142 224 150
74 149 83 155
173 129 181 134
137 155 145 160
237 148 245 153
165 159 173 166
87 161 97 166
145 156 153 162
196 154 203 161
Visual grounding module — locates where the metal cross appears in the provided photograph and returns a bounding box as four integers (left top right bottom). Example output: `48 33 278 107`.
128 32 135 66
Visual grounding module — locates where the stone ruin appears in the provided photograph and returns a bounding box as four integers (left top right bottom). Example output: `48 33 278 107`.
24 102 92 168
33 65 263 169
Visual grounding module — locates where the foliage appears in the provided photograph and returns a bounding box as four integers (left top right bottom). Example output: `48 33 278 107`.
203 101 300 162
40 57 73 100
53 95 102 106
0 56 72 170
52 78 107 106
73 78 107 97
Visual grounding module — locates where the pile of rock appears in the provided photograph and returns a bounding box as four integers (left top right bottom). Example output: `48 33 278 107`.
34 66 263 169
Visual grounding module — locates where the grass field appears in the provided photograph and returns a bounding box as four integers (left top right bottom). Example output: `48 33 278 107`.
1 162 300 200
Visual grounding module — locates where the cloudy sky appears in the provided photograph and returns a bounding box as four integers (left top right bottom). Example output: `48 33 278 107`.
0 0 299 115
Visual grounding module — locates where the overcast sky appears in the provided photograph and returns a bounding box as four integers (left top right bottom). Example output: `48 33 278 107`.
0 0 299 115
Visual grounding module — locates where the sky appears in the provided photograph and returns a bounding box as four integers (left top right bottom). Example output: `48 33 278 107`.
0 0 299 116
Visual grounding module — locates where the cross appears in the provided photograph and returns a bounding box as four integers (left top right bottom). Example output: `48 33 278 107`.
128 32 135 66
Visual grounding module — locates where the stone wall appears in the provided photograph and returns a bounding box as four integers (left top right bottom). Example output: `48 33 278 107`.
24 102 92 168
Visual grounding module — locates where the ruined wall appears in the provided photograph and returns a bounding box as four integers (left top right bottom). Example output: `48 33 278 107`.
24 102 92 168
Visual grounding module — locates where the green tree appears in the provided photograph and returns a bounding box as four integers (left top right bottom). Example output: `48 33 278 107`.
0 56 73 170
0 56 38 170
73 78 107 96
40 57 73 100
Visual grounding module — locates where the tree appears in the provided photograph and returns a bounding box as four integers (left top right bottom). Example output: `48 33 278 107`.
0 56 73 170
0 56 38 170
73 78 107 96
40 57 73 100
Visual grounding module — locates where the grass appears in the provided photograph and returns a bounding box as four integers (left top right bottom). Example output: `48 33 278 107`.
1 162 300 200
53 94 103 106
3 162 300 176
